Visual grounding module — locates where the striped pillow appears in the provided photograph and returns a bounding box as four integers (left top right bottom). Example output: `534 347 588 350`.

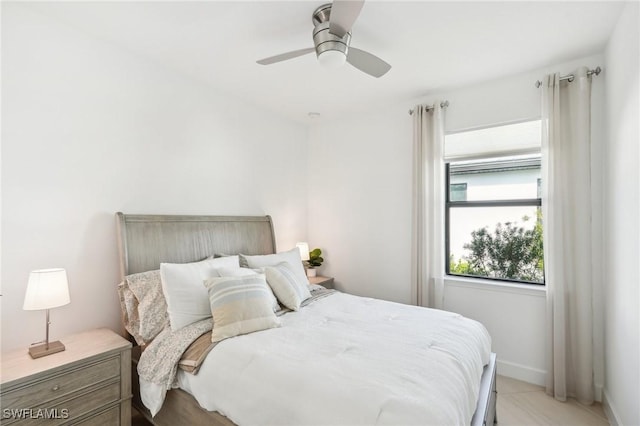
264 262 312 311
214 266 280 312
204 274 280 343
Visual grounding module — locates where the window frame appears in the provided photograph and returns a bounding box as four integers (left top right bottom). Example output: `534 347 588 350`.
444 159 544 286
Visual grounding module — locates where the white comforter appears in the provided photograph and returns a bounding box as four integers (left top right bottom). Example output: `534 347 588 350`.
143 292 491 425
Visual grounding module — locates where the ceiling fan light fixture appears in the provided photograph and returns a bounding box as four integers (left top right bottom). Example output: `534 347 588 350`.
313 19 350 69
255 1 392 78
317 49 347 68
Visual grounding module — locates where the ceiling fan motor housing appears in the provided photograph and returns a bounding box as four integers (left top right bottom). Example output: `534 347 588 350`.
312 4 351 61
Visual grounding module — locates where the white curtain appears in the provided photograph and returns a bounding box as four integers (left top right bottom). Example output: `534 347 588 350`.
411 103 445 308
541 67 594 404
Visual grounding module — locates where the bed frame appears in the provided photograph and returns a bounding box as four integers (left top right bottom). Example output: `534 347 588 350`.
115 212 497 426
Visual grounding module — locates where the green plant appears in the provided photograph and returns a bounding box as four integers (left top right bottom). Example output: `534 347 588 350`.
458 212 544 283
449 255 472 275
307 248 324 268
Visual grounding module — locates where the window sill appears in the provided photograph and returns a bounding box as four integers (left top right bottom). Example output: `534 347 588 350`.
445 275 546 297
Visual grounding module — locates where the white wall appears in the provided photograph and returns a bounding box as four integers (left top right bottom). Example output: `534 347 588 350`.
307 106 414 304
1 4 308 351
602 2 640 425
308 53 606 389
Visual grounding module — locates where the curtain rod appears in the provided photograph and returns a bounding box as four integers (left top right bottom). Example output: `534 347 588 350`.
408 100 449 115
535 66 601 88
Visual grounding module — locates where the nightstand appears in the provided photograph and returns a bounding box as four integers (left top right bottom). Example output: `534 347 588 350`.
1 328 132 425
309 275 334 289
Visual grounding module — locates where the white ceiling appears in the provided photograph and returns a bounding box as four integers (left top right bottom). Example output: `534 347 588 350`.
21 1 624 123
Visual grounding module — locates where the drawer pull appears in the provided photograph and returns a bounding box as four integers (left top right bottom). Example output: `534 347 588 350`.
51 385 60 391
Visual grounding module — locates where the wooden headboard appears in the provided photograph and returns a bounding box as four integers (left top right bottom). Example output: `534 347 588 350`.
115 213 276 278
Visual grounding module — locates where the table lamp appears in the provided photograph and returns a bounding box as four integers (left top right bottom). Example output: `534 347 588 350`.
23 268 70 359
296 242 310 262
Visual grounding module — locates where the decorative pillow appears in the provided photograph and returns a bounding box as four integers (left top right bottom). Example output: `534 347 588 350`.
161 256 240 331
117 280 142 344
264 262 312 310
203 274 280 343
239 248 308 288
125 270 169 345
215 266 280 312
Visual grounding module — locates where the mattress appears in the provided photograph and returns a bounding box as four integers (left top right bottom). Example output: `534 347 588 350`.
142 292 491 425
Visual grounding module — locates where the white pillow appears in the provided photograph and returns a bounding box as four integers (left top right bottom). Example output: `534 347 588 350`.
161 256 240 330
239 248 308 288
264 262 312 311
214 266 280 312
204 274 280 343
215 267 259 277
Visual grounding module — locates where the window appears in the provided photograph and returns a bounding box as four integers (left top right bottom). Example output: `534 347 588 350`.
445 121 544 285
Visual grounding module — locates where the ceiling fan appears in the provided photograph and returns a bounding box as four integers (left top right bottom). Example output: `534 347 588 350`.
256 0 391 78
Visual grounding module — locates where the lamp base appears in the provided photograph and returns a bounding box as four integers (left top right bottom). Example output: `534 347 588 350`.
28 340 65 359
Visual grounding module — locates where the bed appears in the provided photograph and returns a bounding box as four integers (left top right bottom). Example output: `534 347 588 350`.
115 212 497 426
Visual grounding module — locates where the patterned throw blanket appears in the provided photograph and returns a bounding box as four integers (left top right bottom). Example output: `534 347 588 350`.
138 287 336 389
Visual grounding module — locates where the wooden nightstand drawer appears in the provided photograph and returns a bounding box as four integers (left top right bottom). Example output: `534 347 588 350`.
1 329 132 426
5 381 121 426
75 405 120 425
2 356 120 411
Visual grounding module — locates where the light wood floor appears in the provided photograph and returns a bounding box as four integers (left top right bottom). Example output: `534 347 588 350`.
497 375 609 426
132 375 611 426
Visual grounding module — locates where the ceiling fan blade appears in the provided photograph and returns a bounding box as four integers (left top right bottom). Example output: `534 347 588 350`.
329 0 365 37
257 47 315 65
346 47 391 78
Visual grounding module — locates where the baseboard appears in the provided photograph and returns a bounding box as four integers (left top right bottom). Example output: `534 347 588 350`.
497 359 546 386
497 360 606 404
602 389 622 426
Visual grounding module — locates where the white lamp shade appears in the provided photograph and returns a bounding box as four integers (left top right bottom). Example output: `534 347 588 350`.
296 242 310 261
23 268 70 310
